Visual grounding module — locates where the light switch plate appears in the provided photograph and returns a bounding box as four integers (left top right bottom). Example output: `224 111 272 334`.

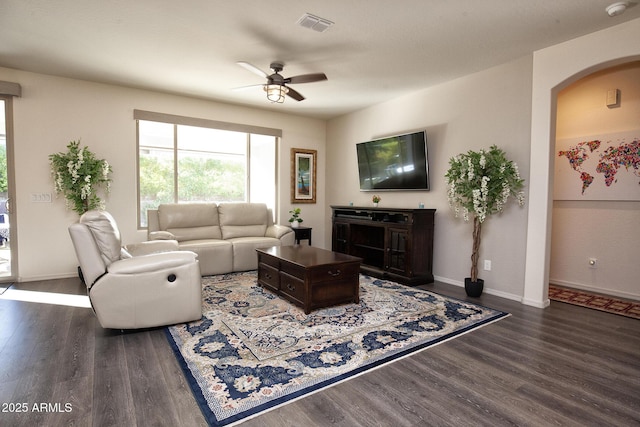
31 193 52 203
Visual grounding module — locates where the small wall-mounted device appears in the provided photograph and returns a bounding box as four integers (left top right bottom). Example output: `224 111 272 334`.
606 89 620 108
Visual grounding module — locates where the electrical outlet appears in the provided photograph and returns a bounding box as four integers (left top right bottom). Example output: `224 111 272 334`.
588 258 597 269
484 260 492 271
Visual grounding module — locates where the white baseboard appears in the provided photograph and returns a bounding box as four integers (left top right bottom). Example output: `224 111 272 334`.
520 297 551 309
433 275 462 287
17 272 78 283
434 275 524 303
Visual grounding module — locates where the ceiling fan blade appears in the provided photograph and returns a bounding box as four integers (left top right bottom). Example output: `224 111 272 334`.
286 73 328 84
286 86 305 101
237 61 269 79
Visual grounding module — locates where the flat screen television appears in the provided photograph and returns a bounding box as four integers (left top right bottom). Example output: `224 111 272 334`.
356 130 429 191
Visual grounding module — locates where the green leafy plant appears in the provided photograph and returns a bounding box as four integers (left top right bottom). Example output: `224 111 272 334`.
445 145 525 282
288 208 303 224
49 140 112 215
372 195 381 203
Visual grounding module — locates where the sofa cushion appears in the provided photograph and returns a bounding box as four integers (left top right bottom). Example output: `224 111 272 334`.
178 239 233 276
218 203 268 239
158 203 222 241
79 210 122 265
227 236 283 271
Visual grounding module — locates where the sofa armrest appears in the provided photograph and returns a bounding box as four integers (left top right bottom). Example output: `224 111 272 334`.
107 251 197 275
149 230 176 241
266 224 294 240
124 240 179 256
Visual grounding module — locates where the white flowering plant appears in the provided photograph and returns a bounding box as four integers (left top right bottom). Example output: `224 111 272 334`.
445 145 525 282
49 140 112 215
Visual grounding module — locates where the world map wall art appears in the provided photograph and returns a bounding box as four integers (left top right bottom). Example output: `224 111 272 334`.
554 129 640 201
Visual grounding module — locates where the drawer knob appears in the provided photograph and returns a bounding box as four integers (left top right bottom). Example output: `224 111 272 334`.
265 273 272 280
287 283 296 291
328 269 341 277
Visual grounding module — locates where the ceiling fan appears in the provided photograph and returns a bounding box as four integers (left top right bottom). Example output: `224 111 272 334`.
235 61 327 103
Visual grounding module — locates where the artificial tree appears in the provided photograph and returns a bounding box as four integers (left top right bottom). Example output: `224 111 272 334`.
445 145 525 295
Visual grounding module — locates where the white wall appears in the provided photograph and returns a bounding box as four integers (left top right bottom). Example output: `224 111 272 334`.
551 62 640 300
6 16 640 295
326 56 533 301
524 17 640 307
0 67 326 281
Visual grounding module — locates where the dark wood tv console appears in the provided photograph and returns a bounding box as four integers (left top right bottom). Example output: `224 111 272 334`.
331 205 435 286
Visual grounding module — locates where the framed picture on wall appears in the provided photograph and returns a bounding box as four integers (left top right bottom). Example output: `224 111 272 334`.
291 148 317 203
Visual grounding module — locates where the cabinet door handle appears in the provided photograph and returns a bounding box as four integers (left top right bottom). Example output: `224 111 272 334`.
328 269 341 277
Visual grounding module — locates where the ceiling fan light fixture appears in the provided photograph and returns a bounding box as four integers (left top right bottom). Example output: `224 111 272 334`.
264 84 288 103
606 1 628 16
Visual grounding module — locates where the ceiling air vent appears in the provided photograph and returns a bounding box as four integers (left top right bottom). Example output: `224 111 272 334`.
297 13 334 33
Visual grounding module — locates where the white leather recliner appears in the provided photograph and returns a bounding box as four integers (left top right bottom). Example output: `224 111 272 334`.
68 210 202 329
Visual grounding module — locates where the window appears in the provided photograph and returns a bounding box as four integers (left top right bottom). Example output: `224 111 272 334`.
135 110 279 227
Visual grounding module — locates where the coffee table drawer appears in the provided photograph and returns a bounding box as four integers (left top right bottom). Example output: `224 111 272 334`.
280 262 306 280
311 275 359 304
258 252 280 268
310 262 360 283
258 263 280 291
279 271 305 303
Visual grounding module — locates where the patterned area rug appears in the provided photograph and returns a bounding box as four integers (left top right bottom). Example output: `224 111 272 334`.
166 272 509 427
549 284 640 319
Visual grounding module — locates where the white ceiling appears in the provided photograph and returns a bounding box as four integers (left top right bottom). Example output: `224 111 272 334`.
1 1 639 119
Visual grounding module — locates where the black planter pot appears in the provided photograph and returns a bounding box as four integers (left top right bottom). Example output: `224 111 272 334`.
464 278 484 297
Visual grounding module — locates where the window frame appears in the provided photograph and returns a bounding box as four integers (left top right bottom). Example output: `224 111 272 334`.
135 110 281 228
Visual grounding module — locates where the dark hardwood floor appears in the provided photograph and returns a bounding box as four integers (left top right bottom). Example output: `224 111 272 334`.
0 276 638 426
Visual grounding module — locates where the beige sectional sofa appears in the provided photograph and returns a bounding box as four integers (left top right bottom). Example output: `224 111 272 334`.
147 202 295 275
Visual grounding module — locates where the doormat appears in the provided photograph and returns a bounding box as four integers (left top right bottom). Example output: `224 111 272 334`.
549 283 640 320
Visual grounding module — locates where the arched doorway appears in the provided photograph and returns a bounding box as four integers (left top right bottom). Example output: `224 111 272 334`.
522 19 640 308
551 62 640 299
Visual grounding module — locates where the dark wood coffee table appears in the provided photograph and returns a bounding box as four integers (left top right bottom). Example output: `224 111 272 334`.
256 246 362 314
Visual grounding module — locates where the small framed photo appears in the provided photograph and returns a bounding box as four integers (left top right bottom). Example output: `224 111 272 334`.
291 148 317 203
